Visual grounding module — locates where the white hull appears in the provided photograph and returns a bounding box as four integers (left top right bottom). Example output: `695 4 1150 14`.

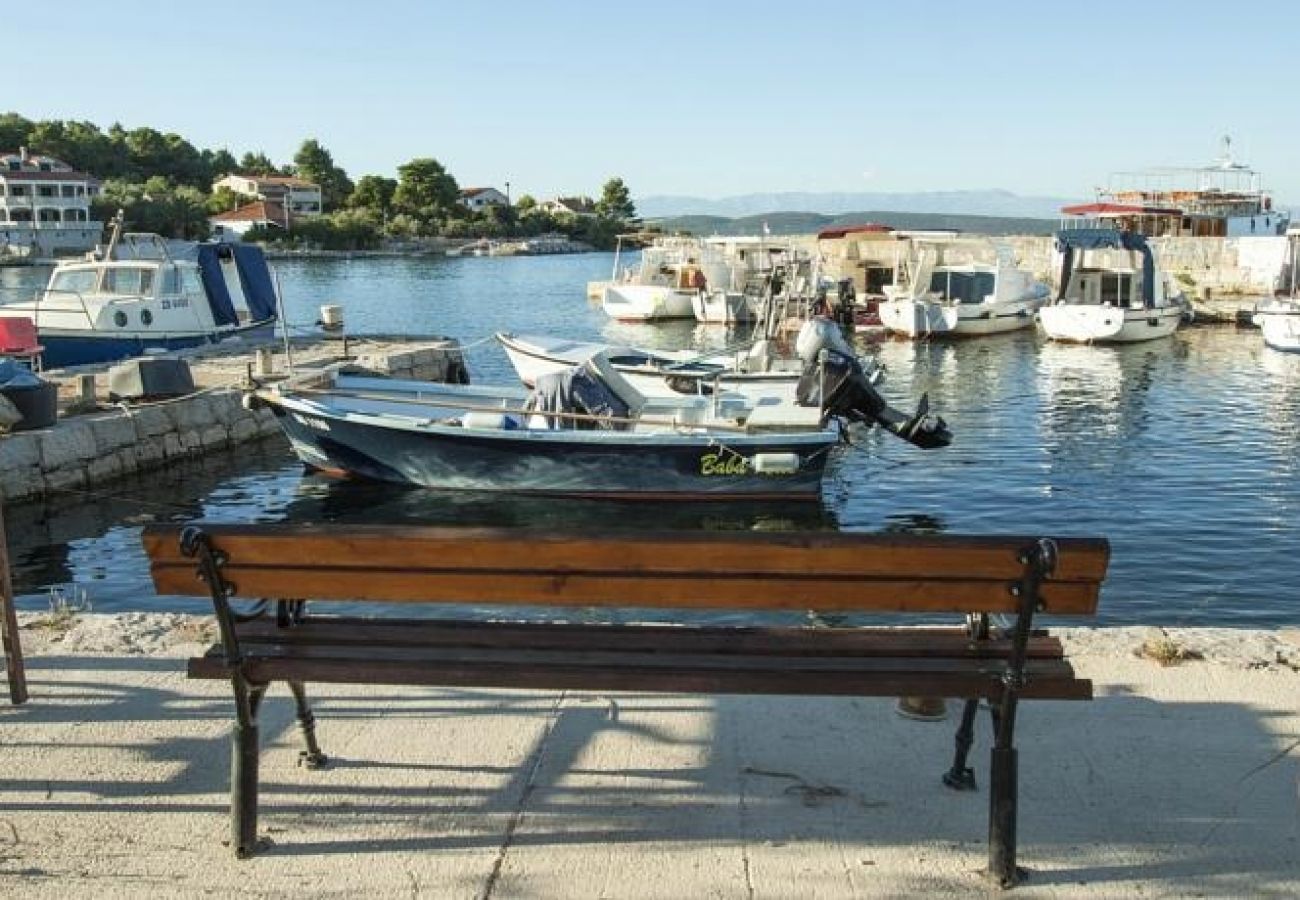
601 285 696 321
691 290 755 323
1254 305 1300 353
1038 303 1182 343
878 297 1040 338
498 333 804 404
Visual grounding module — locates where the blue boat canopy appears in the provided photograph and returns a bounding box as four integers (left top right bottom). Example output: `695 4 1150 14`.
195 244 279 326
1054 228 1156 308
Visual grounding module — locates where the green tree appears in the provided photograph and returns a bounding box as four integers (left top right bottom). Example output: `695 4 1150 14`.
349 174 398 215
292 138 353 211
206 185 245 214
596 177 636 223
514 194 537 213
393 157 460 231
205 148 239 179
94 177 211 239
0 112 33 152
238 151 281 176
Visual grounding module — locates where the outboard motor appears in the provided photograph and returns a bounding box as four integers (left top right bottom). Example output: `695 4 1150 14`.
795 318 952 450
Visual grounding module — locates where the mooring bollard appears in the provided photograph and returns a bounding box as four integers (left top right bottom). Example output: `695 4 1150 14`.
255 347 275 376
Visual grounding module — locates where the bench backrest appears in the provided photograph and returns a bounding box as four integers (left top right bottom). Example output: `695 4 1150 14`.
144 524 1108 616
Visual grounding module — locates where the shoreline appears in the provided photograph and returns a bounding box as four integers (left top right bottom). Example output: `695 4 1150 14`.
3 613 1297 897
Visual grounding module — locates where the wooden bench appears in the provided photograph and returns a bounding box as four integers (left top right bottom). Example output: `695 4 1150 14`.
143 523 1109 887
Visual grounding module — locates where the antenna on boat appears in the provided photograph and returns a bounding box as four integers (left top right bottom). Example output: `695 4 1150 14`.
102 210 125 260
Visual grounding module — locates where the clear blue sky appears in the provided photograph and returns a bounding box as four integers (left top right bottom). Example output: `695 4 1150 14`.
11 0 1300 203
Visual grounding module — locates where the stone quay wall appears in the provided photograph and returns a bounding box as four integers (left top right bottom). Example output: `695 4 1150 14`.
0 338 466 505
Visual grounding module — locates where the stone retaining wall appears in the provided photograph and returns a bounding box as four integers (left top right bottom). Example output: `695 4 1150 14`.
0 339 466 505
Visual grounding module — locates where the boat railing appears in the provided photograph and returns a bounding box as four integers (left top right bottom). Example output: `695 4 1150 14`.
283 385 790 435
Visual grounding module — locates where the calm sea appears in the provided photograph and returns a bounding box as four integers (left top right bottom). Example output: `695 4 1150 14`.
3 254 1298 626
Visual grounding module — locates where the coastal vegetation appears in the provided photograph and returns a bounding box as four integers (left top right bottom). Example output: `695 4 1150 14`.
0 112 638 250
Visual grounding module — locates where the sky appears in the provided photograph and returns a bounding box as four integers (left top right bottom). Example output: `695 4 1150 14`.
10 0 1300 203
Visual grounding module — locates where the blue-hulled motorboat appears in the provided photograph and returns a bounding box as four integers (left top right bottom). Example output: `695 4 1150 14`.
0 219 278 369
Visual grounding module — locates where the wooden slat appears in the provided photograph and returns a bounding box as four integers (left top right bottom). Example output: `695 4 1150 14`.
151 565 1100 614
143 524 1111 582
234 618 1067 660
188 652 1091 701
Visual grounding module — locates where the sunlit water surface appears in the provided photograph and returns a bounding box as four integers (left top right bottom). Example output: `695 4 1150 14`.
3 254 1298 626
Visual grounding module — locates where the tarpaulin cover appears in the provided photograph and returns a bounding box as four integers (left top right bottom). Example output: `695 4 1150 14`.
231 245 279 323
1054 228 1156 308
195 245 239 327
527 366 630 429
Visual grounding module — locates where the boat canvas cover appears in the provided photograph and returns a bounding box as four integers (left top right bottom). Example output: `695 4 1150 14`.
1054 228 1156 308
232 245 279 322
527 366 630 429
194 245 278 326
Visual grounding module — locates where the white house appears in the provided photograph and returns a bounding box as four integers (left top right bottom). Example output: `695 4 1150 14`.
539 196 597 218
209 200 292 241
458 187 509 212
0 148 103 256
213 173 323 217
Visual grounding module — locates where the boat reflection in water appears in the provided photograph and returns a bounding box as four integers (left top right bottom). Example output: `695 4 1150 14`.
279 470 840 534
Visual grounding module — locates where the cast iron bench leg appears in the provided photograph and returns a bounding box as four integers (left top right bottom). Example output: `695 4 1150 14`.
943 699 981 790
231 679 269 859
289 680 328 769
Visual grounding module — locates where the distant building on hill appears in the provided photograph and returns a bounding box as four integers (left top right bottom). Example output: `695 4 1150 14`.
214 173 323 217
0 147 103 256
539 196 596 218
458 187 509 211
209 200 293 241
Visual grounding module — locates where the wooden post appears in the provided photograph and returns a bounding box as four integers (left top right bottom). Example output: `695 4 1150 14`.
0 498 29 704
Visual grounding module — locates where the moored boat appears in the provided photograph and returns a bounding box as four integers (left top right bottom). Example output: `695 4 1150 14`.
497 331 831 403
254 341 950 501
0 220 278 368
878 242 1048 339
1038 229 1185 344
1253 300 1300 353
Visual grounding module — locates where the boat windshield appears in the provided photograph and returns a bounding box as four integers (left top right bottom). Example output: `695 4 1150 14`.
47 269 98 296
101 267 155 296
929 270 995 304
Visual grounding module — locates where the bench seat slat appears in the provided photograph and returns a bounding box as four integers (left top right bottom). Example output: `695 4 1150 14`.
234 619 1067 660
142 525 1111 583
150 566 1101 615
189 650 1090 700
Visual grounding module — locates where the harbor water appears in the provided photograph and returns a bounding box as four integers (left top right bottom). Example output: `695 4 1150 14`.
2 254 1298 626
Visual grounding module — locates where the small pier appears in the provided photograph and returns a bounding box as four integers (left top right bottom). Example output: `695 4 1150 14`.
0 336 465 505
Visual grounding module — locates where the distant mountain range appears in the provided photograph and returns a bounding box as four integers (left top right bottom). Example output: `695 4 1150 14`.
650 210 1058 238
636 189 1076 221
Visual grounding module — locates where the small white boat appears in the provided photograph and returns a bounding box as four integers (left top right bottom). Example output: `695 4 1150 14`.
691 289 757 324
1253 300 1300 352
878 244 1048 339
1038 229 1184 344
498 331 811 404
602 283 698 321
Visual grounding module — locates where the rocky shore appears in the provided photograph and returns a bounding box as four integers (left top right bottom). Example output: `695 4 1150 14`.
2 614 1297 898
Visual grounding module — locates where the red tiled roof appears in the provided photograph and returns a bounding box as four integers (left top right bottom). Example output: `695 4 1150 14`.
210 200 290 223
0 169 97 183
460 187 496 197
